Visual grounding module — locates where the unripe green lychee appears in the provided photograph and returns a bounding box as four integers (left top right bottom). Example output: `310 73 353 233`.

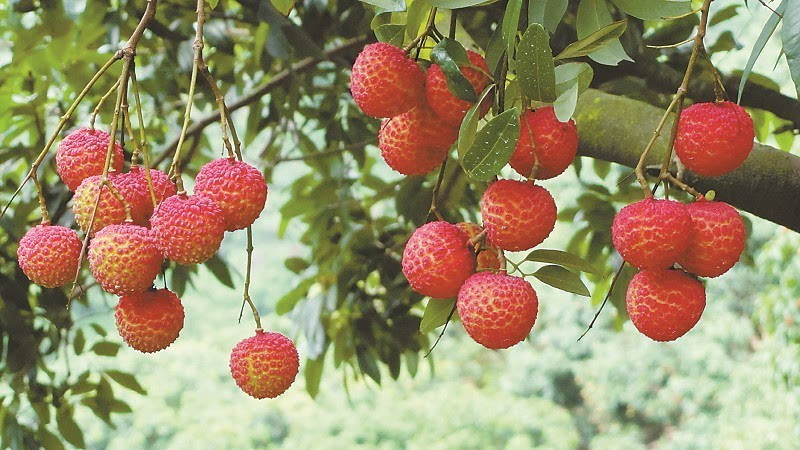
229 330 299 399
115 288 184 353
88 223 163 295
402 221 476 299
626 269 705 342
481 180 557 252
612 198 692 270
17 224 82 288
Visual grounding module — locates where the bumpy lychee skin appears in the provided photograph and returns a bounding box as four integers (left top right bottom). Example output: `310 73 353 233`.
626 269 706 342
194 158 268 231
115 288 184 353
350 42 425 118
510 106 579 179
72 173 127 236
678 200 745 277
17 224 82 288
378 103 457 176
56 128 124 191
612 198 692 270
675 101 754 177
88 224 163 295
115 167 177 226
480 180 557 252
457 272 538 349
456 222 501 270
149 193 226 265
229 330 299 399
426 50 491 127
402 221 477 299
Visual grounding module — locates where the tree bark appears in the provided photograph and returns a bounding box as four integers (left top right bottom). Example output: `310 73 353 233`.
575 89 800 233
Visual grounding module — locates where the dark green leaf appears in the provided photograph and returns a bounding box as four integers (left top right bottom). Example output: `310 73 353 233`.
90 323 107 337
529 0 568 33
609 0 690 20
304 355 324 399
576 0 632 66
708 4 740 27
285 257 311 273
205 254 235 289
419 298 456 333
357 0 405 12
374 24 405 47
531 265 591 296
502 0 523 56
429 0 487 8
73 329 85 355
430 38 478 102
457 85 495 159
486 19 506 75
91 342 120 357
739 1 786 103
556 19 628 60
276 277 315 315
460 108 520 181
525 249 600 274
357 348 381 384
782 0 800 100
517 23 557 102
38 428 65 450
56 407 85 449
105 370 147 395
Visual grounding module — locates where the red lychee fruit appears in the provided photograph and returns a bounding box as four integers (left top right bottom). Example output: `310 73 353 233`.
229 330 299 399
88 223 163 295
17 223 82 288
350 42 425 118
612 198 692 270
402 221 477 299
72 173 128 236
510 106 579 179
456 222 501 270
115 288 184 353
194 158 268 231
114 167 177 226
480 180 557 252
675 101 754 177
378 103 457 176
426 50 491 127
149 193 225 265
56 128 124 191
457 272 538 349
678 200 745 277
626 269 706 342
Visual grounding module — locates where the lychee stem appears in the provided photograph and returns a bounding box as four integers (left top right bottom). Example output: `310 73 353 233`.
200 65 235 158
90 78 120 131
129 65 158 208
402 7 438 54
428 158 448 222
664 173 704 200
31 171 50 225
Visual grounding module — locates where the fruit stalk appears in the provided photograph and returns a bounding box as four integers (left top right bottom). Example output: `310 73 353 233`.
130 64 158 208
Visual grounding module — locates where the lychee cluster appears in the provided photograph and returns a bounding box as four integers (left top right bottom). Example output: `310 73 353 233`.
612 197 746 341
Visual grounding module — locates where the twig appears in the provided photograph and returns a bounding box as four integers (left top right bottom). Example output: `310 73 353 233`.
428 158 448 222
424 301 457 358
577 262 626 341
90 79 121 130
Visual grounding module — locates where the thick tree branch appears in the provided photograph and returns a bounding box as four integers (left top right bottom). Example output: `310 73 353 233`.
575 89 800 233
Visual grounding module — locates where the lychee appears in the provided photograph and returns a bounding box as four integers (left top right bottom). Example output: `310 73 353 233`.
402 221 477 299
378 103 457 176
115 288 184 353
56 127 124 191
457 272 538 349
612 198 692 270
456 222 501 270
675 101 754 177
115 167 177 226
88 223 163 295
510 106 579 179
350 42 425 118
678 200 745 277
480 180 557 252
149 193 225 265
626 269 706 342
72 173 127 236
194 158 267 231
229 330 299 399
17 223 82 288
426 50 491 127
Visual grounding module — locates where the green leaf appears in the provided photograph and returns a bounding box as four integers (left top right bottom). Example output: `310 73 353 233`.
457 84 495 159
90 323 107 337
782 0 800 100
285 257 311 273
374 24 405 46
304 355 324 399
270 0 294 15
553 80 578 122
430 38 478 102
556 19 628 60
73 329 85 355
205 254 234 289
208 0 221 8
609 0 690 21
708 4 740 27
356 348 381 384
502 0 523 56
429 0 487 7
276 277 315 315
486 18 506 75
405 351 419 377
529 0 568 33
555 62 594 95
531 265 591 296
357 0 406 12
91 341 120 357
576 0 632 66
460 108 520 181
419 298 456 333
517 23 557 102
524 249 600 274
56 406 85 449
105 370 147 395
739 1 786 103
37 428 66 450
406 0 432 40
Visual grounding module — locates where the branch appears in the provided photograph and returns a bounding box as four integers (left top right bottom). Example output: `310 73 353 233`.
575 89 800 233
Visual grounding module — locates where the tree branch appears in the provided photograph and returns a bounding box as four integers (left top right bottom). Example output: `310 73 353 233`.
575 89 800 233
